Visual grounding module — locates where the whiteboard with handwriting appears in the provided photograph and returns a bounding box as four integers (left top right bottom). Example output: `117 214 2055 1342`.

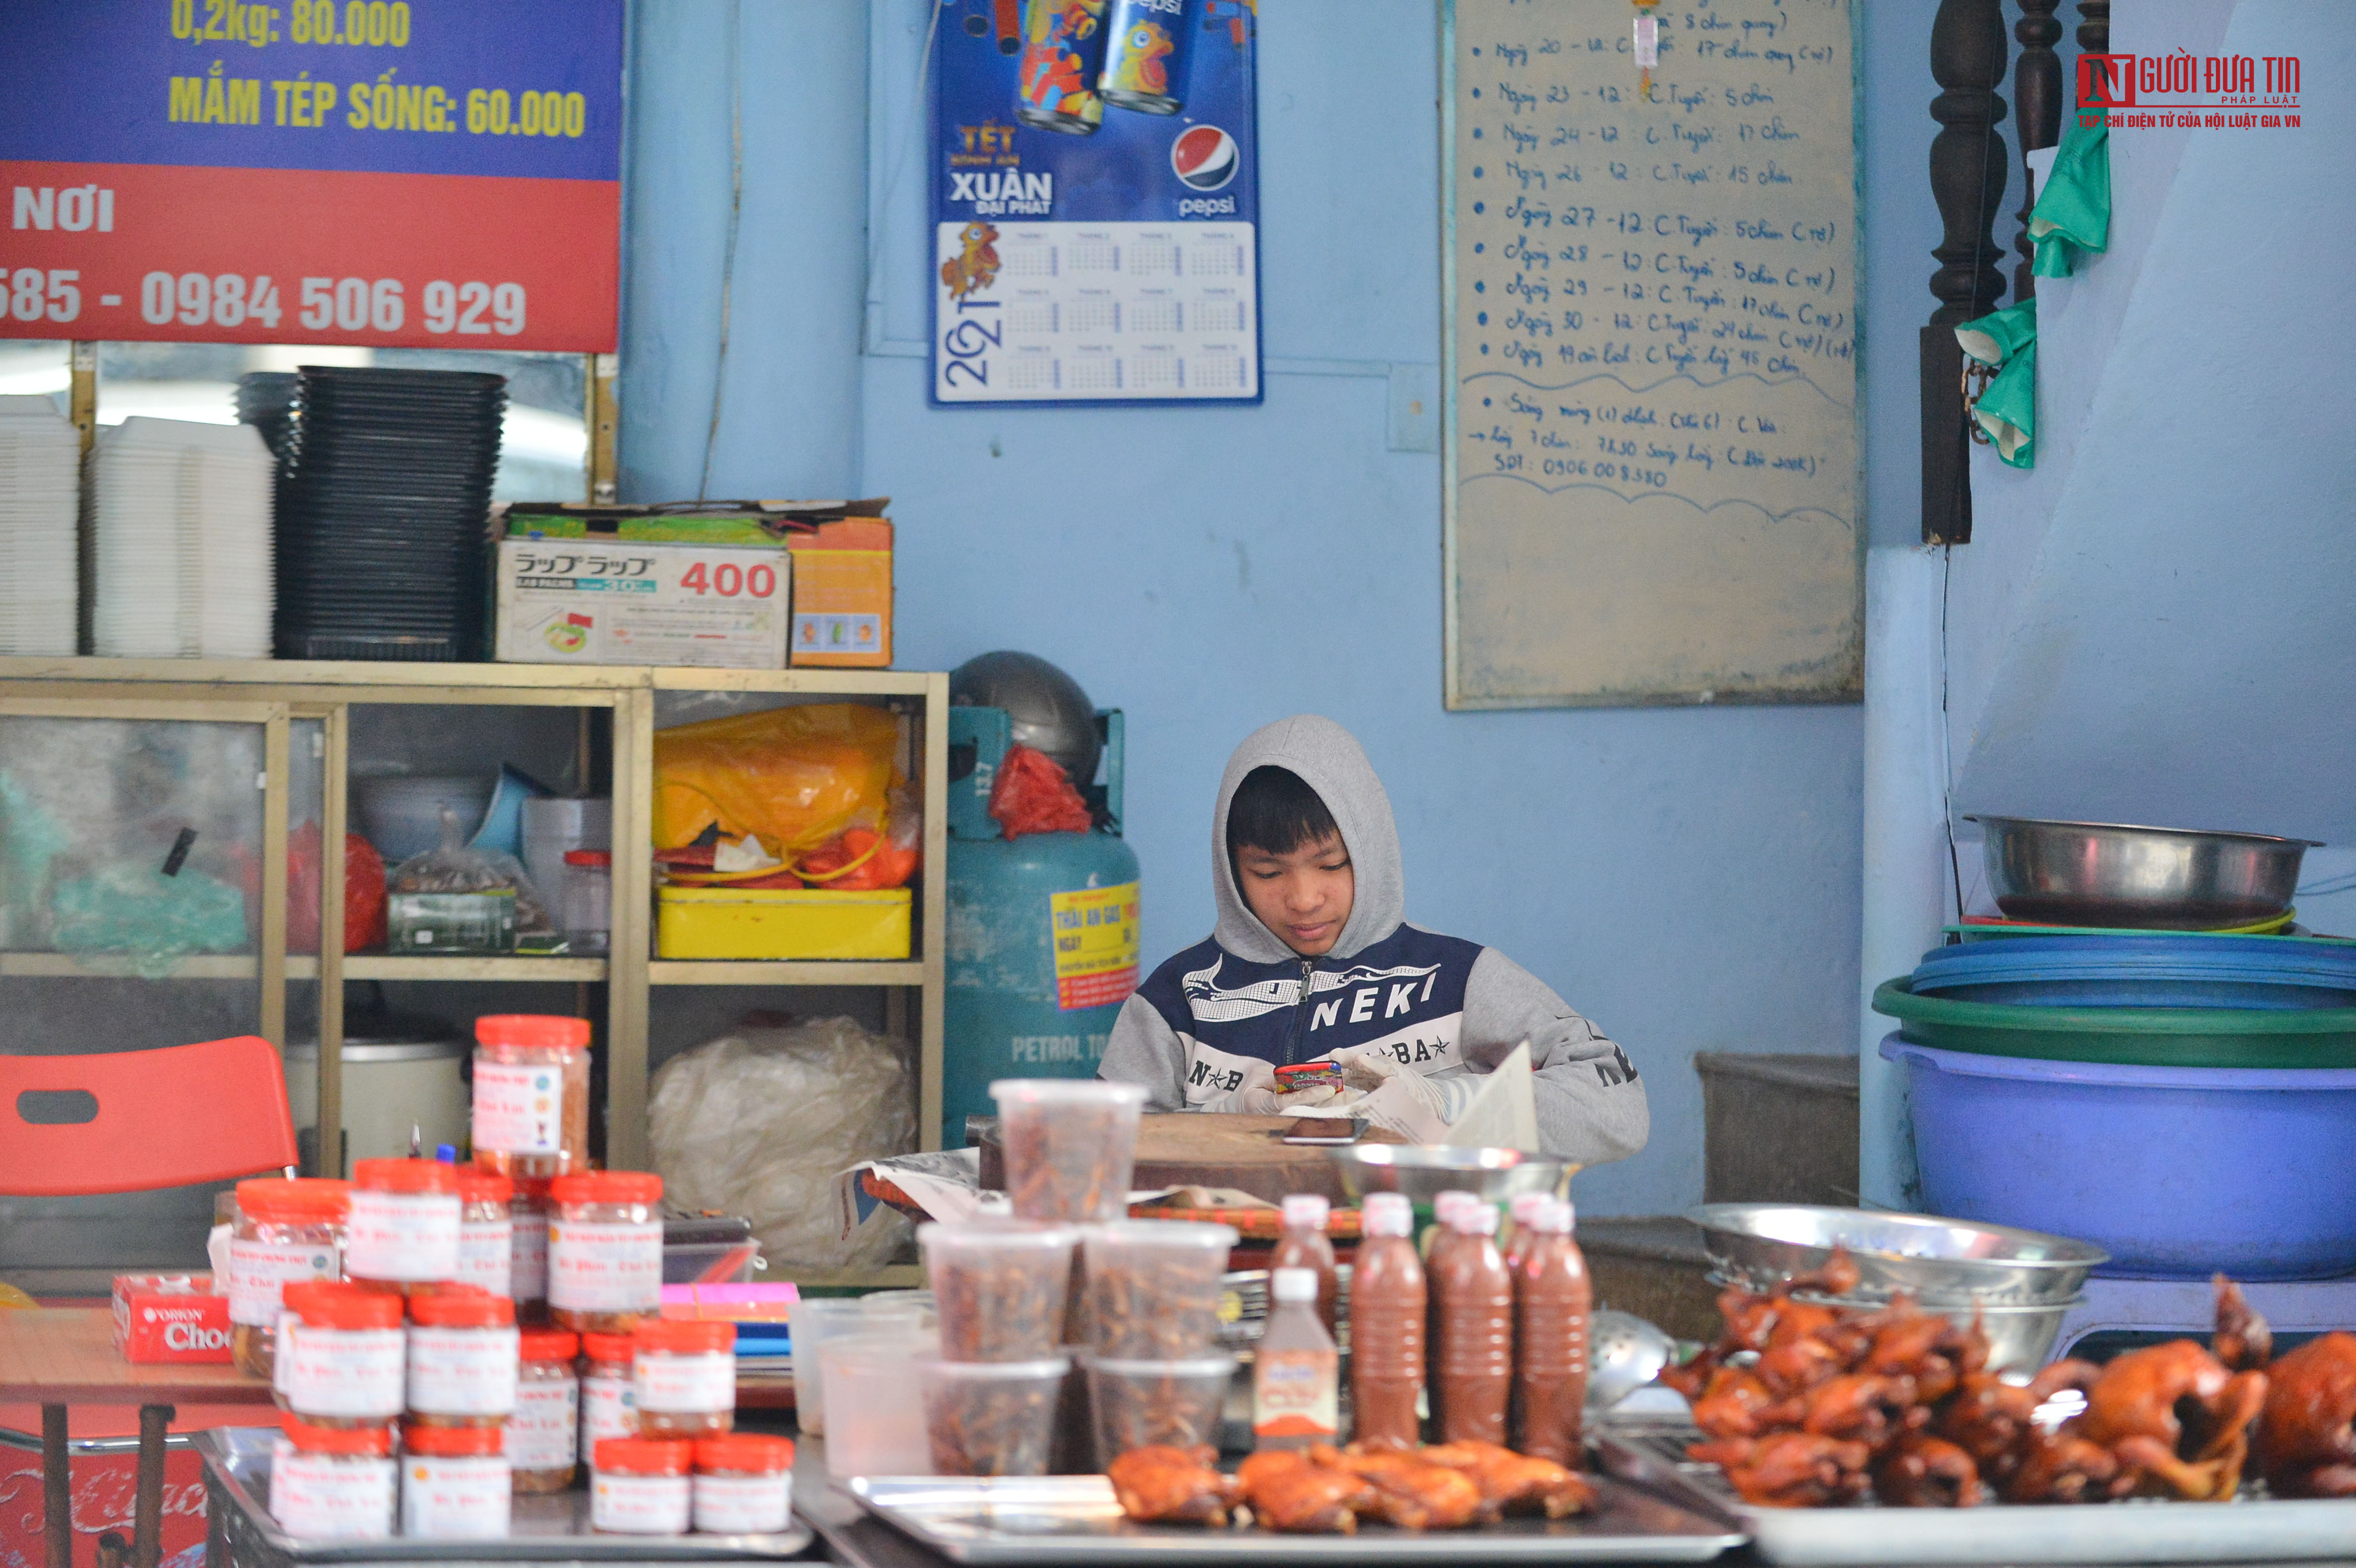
1443 0 1860 709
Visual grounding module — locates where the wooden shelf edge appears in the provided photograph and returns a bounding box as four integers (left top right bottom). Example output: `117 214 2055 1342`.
344 955 611 982
777 1266 924 1291
648 960 928 986
0 657 943 697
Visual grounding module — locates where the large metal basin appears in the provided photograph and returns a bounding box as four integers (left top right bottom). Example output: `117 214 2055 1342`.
1968 816 2316 930
1329 1144 1567 1210
1688 1203 2107 1307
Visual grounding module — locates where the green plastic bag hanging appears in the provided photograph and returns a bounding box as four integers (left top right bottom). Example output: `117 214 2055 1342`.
2030 114 2110 278
1957 297 2038 468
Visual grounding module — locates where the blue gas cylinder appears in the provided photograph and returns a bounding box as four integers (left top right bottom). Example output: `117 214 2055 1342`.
942 705 1140 1149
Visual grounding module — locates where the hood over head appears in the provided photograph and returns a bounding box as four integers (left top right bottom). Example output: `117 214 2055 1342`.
1212 715 1405 964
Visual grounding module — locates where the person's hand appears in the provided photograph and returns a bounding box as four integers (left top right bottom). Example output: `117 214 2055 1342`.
1325 1046 1450 1140
1213 1057 1342 1116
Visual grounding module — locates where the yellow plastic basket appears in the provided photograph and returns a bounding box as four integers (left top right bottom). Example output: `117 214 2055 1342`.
656 885 913 961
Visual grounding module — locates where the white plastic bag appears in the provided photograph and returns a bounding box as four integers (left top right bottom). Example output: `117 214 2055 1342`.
649 1016 917 1271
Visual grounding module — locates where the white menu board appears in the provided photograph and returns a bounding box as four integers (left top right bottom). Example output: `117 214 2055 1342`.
1443 0 1861 709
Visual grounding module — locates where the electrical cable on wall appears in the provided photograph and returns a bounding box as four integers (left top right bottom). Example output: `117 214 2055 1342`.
698 0 745 502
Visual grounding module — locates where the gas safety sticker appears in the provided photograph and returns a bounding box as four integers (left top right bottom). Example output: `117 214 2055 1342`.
1050 881 1139 1011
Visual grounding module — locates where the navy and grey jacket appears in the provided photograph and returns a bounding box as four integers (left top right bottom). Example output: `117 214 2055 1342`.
1098 714 1650 1167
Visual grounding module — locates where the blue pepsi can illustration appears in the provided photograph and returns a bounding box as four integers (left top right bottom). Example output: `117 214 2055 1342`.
1098 0 1194 115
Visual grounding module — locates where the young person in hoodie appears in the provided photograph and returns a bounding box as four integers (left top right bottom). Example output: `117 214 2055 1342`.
1098 715 1649 1165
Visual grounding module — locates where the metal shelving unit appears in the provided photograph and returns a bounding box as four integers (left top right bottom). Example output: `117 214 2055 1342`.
0 658 948 1285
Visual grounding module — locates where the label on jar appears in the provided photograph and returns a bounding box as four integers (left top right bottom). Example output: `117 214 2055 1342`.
227 1238 340 1326
693 1471 793 1535
510 1377 578 1473
1252 1347 1340 1442
346 1189 461 1281
636 1350 734 1414
285 1326 406 1419
473 1060 567 1155
400 1453 511 1539
580 1372 637 1466
457 1216 516 1298
270 1439 395 1541
592 1470 690 1535
407 1324 521 1415
511 1210 549 1304
548 1218 662 1312
272 1313 296 1396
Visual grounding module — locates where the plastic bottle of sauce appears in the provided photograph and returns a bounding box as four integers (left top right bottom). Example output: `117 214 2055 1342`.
1347 1192 1425 1449
1436 1200 1514 1446
1515 1198 1592 1464
1423 1190 1475 1434
1503 1191 1553 1272
1252 1268 1339 1452
1269 1194 1339 1336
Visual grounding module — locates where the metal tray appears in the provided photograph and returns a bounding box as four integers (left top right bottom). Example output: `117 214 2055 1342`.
1597 1417 2356 1565
844 1473 1743 1564
196 1428 815 1563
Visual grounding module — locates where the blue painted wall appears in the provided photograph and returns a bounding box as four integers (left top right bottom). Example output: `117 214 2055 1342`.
619 0 1870 1216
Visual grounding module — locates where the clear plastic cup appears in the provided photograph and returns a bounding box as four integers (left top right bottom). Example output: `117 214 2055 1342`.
789 1299 926 1436
920 1221 1081 1362
1080 1221 1239 1358
819 1331 940 1477
916 1356 1069 1478
989 1080 1146 1223
1084 1353 1238 1466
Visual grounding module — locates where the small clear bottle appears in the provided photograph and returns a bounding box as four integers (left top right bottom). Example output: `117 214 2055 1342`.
455 1166 516 1298
271 1416 395 1541
510 1175 553 1325
346 1158 462 1289
397 1421 511 1539
591 1438 693 1535
579 1333 639 1468
511 1329 581 1494
548 1171 664 1334
562 850 613 955
1269 1194 1340 1336
1252 1267 1339 1452
471 1014 593 1180
277 1282 405 1427
692 1434 795 1534
228 1177 350 1381
405 1288 519 1431
633 1319 737 1438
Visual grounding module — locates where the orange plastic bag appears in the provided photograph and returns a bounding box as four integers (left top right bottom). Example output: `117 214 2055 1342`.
799 784 923 889
653 703 901 857
988 744 1093 839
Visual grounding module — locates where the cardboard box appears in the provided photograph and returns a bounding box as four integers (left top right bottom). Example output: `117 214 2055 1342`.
789 516 894 667
112 1274 232 1363
493 538 789 669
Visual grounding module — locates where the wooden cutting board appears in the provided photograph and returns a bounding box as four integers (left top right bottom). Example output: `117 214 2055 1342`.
976 1114 1405 1206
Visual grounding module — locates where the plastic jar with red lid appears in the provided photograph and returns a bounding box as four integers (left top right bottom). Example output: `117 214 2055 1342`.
510 1175 553 1324
633 1319 737 1438
346 1158 461 1287
579 1333 637 1467
398 1421 511 1539
511 1329 580 1494
228 1178 349 1381
454 1166 515 1298
548 1171 663 1333
472 1014 592 1179
591 1438 692 1534
276 1282 405 1425
692 1434 794 1534
405 1288 518 1428
273 1415 395 1540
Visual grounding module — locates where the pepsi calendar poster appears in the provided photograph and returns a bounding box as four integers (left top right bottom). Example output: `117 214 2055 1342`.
930 0 1261 405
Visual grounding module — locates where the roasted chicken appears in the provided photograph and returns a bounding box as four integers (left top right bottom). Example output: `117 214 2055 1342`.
1689 1432 1873 1508
1873 1433 1985 1508
2254 1330 2356 1498
1313 1444 1487 1530
1417 1439 1597 1517
1234 1449 1372 1534
2070 1338 2267 1501
1106 1445 1245 1527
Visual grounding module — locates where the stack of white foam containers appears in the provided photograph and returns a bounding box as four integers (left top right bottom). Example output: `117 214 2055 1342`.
0 395 82 656
88 416 275 659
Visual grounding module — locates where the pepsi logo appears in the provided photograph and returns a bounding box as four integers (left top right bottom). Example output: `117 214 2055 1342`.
1171 125 1238 191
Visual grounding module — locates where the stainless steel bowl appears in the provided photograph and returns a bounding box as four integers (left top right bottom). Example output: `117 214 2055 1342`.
1968 815 2318 930
1329 1145 1567 1209
1689 1204 2107 1308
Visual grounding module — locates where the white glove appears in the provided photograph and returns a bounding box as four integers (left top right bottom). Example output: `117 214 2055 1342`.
1326 1046 1451 1141
1207 1057 1342 1116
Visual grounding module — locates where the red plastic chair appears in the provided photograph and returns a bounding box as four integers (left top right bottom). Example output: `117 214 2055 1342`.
2 1036 299 1568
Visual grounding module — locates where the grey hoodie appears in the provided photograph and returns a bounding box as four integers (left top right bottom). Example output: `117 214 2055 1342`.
1098 715 1649 1166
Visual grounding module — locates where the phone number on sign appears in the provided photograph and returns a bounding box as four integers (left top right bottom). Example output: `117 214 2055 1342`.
3 269 527 336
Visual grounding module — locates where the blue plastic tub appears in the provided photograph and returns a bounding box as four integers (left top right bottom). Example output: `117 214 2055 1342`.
1882 1034 2356 1280
1910 934 2356 1009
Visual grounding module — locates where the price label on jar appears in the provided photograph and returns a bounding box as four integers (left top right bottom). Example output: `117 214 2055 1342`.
548 1218 661 1311
472 1061 566 1155
693 1473 792 1535
226 1238 339 1326
347 1190 461 1281
510 1378 578 1472
400 1455 511 1540
579 1373 635 1466
407 1325 520 1415
283 1327 406 1419
271 1441 395 1541
636 1352 733 1414
511 1209 549 1302
456 1215 515 1297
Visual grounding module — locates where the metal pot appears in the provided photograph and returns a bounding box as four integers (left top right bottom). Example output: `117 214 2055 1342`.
1967 816 2317 930
1689 1203 2107 1307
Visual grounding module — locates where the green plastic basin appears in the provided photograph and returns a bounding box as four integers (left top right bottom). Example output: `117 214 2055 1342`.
1870 977 2356 1069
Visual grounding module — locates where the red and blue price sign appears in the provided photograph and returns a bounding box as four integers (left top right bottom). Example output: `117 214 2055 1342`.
0 0 622 352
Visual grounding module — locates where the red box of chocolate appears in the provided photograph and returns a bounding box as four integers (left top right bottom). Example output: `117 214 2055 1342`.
111 1274 233 1363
